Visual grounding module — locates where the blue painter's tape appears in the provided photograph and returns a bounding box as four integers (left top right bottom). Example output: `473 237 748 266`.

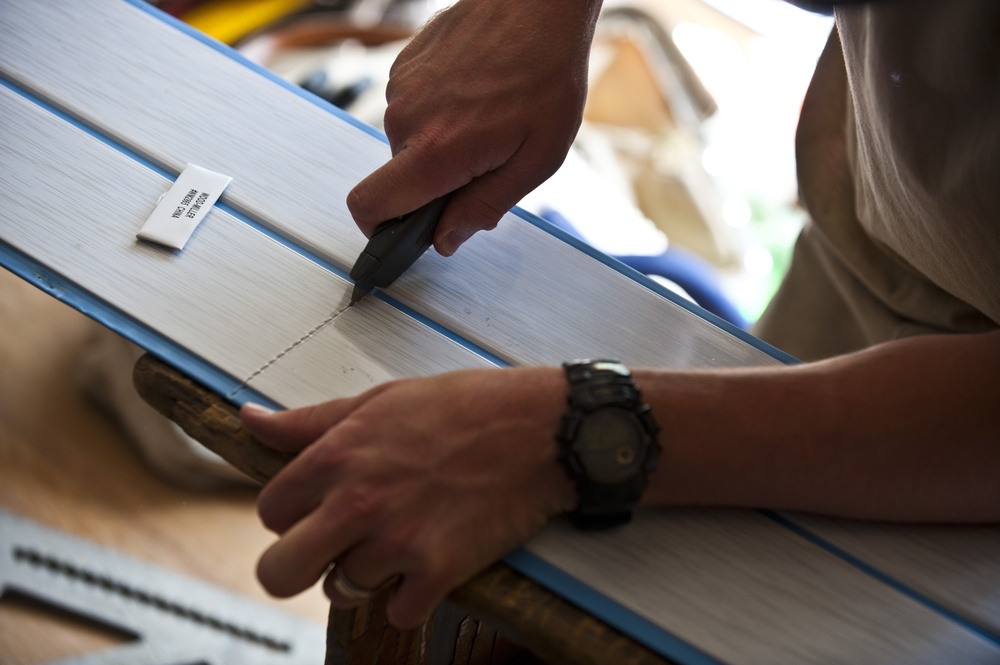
504 548 725 665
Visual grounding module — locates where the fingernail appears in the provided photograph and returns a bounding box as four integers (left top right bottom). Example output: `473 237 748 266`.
242 402 275 417
438 230 470 256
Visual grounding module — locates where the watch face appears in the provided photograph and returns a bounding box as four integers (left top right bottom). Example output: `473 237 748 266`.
576 408 646 485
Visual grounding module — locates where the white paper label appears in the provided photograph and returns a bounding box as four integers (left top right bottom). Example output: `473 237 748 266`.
138 164 232 249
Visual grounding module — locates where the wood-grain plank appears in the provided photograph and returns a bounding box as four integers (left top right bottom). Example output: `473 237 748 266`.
0 86 494 405
525 512 1000 664
0 0 784 374
791 515 1000 638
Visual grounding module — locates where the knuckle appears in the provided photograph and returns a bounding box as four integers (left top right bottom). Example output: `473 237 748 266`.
379 528 419 563
413 549 454 591
462 197 506 231
390 605 432 631
381 114 401 149
336 485 384 522
304 442 348 475
382 96 407 128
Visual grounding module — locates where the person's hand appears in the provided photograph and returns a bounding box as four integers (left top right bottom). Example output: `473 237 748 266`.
241 366 577 628
347 0 603 256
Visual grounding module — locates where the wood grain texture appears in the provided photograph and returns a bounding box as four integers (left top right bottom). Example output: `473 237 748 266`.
791 515 1000 637
0 86 495 407
526 513 1000 664
133 355 294 485
0 0 782 374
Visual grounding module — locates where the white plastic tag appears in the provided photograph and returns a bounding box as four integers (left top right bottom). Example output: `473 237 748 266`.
138 164 232 249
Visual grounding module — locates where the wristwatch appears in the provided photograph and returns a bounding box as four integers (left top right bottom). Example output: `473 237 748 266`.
556 360 661 529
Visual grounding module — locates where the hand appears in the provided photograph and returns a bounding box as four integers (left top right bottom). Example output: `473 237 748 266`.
241 367 576 628
347 0 603 256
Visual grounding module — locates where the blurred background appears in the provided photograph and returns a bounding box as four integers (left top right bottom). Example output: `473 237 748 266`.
156 0 835 329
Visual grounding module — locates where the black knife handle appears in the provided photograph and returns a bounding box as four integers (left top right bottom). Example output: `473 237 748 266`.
349 195 450 289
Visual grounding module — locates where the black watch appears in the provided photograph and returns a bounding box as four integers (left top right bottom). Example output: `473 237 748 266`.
556 360 660 529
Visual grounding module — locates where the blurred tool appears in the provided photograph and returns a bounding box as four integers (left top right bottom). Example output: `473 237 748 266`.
0 510 324 665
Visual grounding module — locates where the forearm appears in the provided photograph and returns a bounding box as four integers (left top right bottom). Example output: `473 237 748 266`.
636 330 1000 522
243 331 999 620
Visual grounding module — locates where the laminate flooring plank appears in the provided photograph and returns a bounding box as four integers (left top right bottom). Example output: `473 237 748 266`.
0 85 488 403
0 0 785 373
790 516 1000 638
389 220 783 369
525 511 1000 665
0 86 297 381
0 0 382 270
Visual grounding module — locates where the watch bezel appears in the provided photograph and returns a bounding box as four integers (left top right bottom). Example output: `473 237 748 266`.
557 360 661 529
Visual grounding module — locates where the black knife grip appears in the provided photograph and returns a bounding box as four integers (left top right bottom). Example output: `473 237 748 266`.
349 195 449 289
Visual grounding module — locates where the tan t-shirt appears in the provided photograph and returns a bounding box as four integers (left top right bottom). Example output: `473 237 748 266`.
754 0 1000 361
